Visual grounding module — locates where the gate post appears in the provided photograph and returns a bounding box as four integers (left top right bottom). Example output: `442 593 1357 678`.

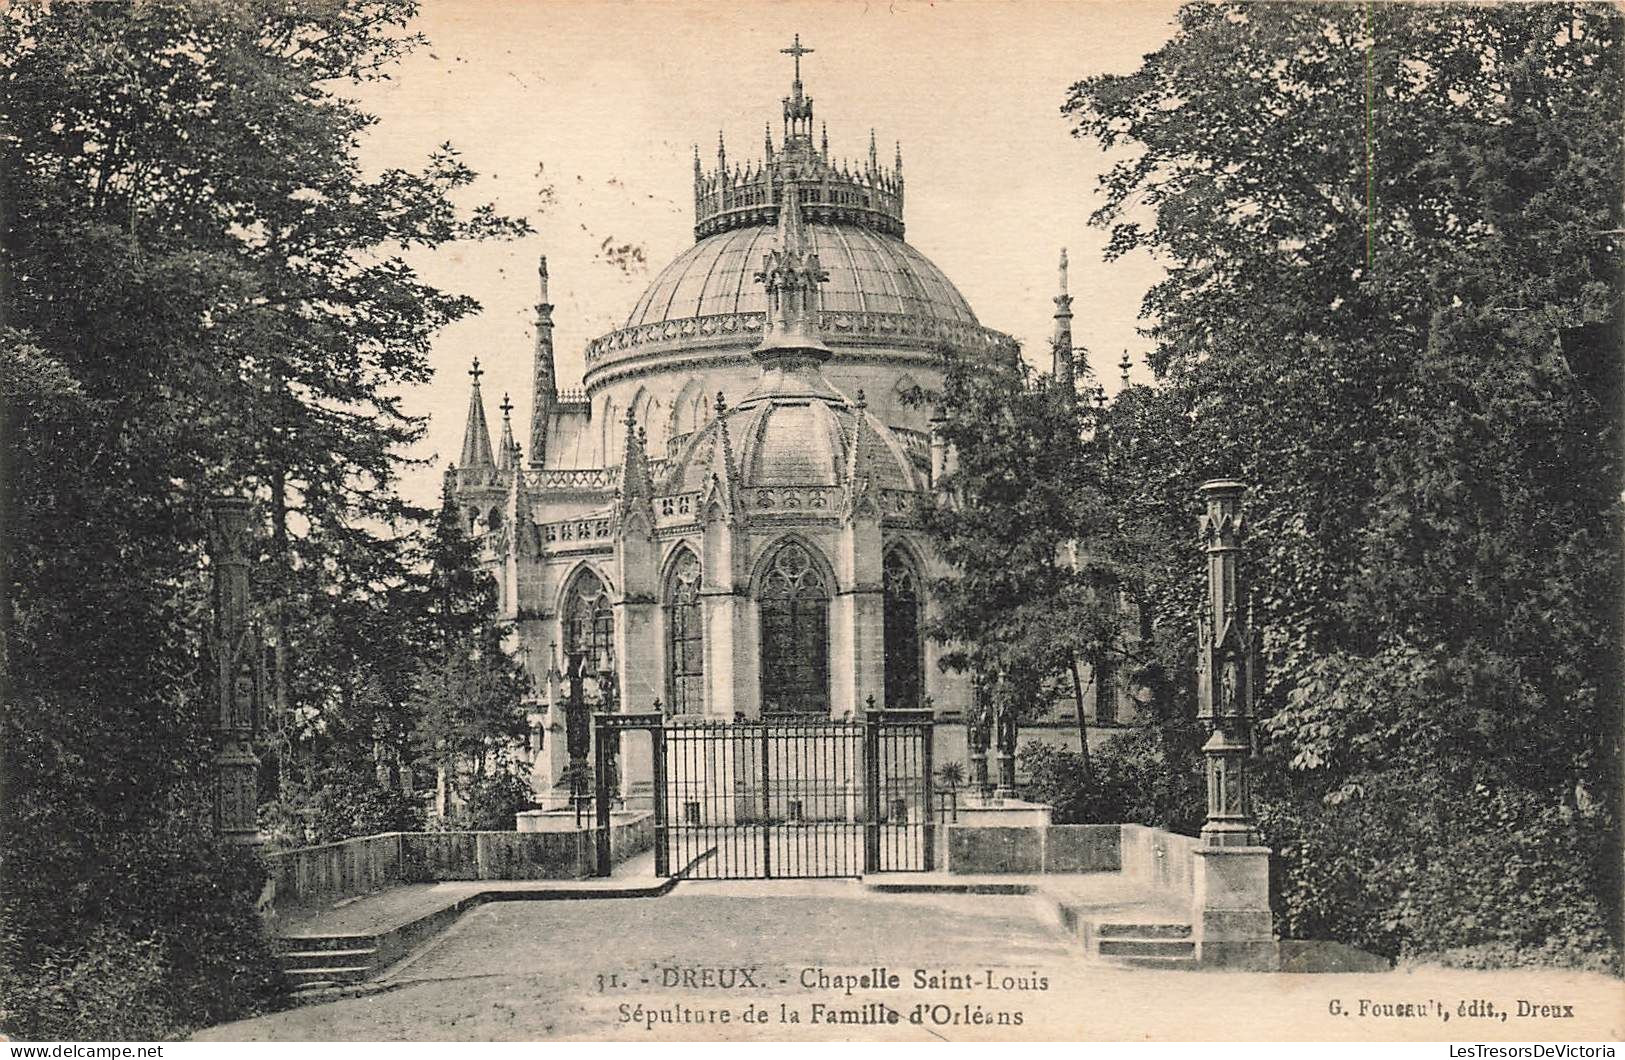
593 713 612 877
760 723 773 878
651 722 669 877
863 708 881 874
920 714 935 871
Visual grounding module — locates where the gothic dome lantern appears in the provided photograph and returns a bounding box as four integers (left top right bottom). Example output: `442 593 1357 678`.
579 38 1014 428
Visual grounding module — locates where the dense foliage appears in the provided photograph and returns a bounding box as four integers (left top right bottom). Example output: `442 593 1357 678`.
1062 2 1621 966
0 0 527 1037
406 485 533 823
916 350 1124 777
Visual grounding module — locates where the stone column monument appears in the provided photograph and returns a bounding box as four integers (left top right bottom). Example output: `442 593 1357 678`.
1191 478 1273 967
966 685 991 795
993 684 1018 797
207 495 261 846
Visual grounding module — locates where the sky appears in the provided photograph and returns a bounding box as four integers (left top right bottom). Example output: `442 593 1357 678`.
355 0 1182 508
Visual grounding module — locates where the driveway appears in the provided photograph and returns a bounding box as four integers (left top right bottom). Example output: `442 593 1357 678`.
199 881 1623 1041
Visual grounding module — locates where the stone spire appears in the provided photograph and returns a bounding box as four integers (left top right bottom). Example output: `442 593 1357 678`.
616 407 656 536
844 391 888 520
698 391 742 523
460 357 495 469
529 256 556 468
1052 248 1075 396
504 448 534 556
496 392 519 471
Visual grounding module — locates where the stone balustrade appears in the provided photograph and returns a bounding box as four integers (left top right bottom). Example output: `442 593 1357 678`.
583 310 1014 366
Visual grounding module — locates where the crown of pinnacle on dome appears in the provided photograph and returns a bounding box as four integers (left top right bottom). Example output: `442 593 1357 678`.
734 177 844 409
691 35 906 242
752 178 832 362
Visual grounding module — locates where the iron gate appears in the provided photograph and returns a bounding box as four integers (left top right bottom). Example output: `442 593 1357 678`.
594 709 934 879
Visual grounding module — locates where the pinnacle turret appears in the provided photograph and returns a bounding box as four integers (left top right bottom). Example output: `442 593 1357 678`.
529 255 556 467
1052 248 1076 396
460 357 495 468
496 392 518 470
751 178 832 367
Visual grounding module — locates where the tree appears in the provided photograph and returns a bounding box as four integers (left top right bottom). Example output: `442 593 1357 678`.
0 0 526 1035
1065 2 1621 965
405 485 532 822
915 349 1127 792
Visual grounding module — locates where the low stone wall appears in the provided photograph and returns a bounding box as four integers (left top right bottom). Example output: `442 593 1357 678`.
1118 823 1200 901
265 833 406 909
1042 824 1122 873
266 814 654 911
944 824 1121 874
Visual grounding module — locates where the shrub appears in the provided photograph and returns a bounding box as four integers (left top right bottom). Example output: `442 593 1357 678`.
455 771 534 831
1257 767 1618 971
0 834 286 1040
1018 726 1204 831
0 926 177 1041
1092 725 1205 835
307 783 425 844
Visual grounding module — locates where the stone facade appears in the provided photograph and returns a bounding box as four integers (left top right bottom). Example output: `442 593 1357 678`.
447 45 1140 805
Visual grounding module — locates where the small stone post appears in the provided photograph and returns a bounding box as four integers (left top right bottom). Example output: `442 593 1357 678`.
1190 478 1274 968
207 496 261 846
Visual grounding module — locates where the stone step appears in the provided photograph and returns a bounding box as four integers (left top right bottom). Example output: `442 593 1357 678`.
276 934 377 953
284 964 375 987
1095 922 1192 940
1111 953 1200 970
1098 938 1197 958
279 947 379 970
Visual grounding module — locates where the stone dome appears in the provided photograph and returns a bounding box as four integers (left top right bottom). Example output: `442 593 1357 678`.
624 222 978 330
665 395 920 496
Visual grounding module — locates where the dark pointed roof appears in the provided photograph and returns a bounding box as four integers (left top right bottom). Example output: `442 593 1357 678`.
460 358 495 469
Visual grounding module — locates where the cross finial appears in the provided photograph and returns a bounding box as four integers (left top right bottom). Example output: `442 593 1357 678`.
781 34 813 81
500 392 513 419
469 357 483 384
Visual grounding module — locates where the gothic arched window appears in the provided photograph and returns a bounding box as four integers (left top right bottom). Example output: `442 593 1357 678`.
883 549 924 709
664 550 704 716
758 541 829 716
563 569 614 671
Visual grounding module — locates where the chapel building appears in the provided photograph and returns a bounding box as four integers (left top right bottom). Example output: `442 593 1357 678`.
445 44 1135 806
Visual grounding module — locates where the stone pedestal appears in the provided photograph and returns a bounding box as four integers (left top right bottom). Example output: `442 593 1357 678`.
1192 845 1276 969
955 798 1052 828
532 694 573 809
